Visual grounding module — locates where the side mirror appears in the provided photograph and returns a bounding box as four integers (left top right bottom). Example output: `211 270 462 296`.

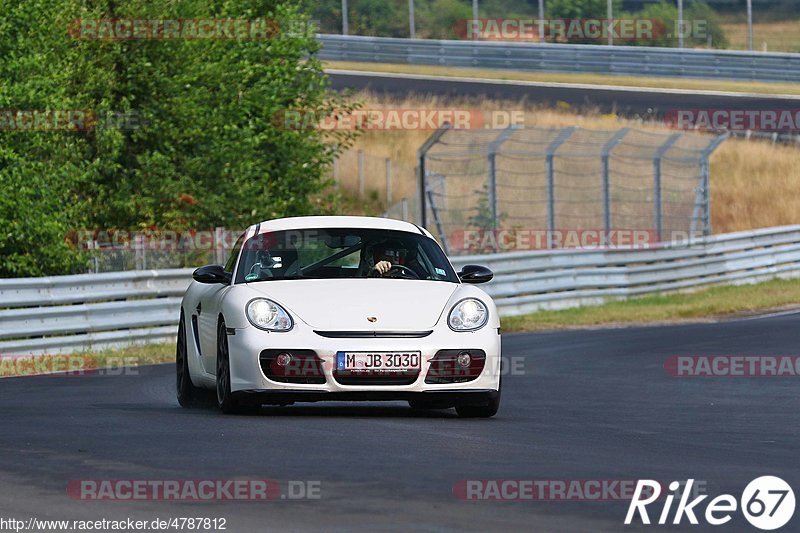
192 264 232 285
457 264 493 284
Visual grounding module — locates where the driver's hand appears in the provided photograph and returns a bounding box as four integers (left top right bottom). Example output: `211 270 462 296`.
372 260 392 275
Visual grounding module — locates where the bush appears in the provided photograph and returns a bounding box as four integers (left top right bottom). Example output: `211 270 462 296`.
0 0 354 277
632 1 727 48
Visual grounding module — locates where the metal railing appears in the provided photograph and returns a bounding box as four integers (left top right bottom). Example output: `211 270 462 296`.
317 34 800 83
412 125 727 255
0 269 192 355
3 226 800 355
450 225 800 315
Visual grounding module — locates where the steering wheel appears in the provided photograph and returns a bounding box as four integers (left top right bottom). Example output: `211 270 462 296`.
384 265 420 279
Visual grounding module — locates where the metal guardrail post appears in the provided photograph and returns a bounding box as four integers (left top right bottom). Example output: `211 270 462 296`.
487 126 518 231
600 128 630 244
416 123 451 229
545 127 576 249
653 133 682 242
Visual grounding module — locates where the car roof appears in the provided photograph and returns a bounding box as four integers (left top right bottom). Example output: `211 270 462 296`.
246 216 432 238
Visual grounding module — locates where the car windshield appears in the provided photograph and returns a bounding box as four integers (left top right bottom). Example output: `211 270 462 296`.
234 228 459 284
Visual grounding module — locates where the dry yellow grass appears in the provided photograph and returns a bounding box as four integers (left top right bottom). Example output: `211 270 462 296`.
721 19 800 53
334 92 800 234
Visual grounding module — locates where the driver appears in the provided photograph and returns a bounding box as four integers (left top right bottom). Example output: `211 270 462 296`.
362 240 408 277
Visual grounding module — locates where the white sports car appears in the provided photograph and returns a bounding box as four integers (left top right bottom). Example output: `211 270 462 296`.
176 216 501 417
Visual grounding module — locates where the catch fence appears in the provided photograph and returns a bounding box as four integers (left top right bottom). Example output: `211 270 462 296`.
411 125 727 255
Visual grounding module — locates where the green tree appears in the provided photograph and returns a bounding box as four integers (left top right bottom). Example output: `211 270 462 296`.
633 1 727 48
546 0 622 19
0 0 354 277
418 0 472 39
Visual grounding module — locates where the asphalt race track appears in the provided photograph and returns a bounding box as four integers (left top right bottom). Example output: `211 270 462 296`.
328 69 800 119
1 312 799 531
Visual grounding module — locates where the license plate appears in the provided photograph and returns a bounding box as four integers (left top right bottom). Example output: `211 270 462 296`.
336 351 421 372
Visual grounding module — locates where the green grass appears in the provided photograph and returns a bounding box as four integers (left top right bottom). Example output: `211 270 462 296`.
502 277 800 332
0 343 173 377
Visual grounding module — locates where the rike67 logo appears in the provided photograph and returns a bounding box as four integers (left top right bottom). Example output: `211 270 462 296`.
625 477 795 530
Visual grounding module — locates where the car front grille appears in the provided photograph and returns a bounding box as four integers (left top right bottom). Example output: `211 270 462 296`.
332 370 420 386
314 330 433 338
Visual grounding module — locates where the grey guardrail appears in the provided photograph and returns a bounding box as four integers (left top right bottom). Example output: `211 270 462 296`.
2 225 800 355
0 269 193 356
450 225 800 316
317 34 800 83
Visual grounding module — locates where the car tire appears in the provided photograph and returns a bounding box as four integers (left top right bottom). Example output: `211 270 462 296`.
455 388 501 418
216 319 244 414
176 311 202 408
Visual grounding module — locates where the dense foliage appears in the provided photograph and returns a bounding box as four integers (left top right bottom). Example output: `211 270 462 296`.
0 0 353 277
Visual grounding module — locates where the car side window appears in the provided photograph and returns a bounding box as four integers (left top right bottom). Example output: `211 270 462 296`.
224 234 245 273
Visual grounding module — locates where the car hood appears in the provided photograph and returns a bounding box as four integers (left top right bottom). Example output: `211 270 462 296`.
246 279 459 330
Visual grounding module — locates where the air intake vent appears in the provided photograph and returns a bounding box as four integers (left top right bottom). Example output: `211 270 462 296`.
314 330 433 338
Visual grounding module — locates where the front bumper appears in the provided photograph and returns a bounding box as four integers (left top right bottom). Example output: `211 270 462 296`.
232 388 499 406
226 320 502 398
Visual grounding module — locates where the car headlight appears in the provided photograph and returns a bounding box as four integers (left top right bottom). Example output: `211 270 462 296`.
448 298 488 331
246 298 293 331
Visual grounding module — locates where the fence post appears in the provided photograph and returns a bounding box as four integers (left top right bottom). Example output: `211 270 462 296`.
385 158 392 204
134 233 145 270
332 144 339 187
416 123 451 228
214 227 226 265
652 133 681 242
698 133 729 236
357 149 364 197
600 128 630 244
701 160 711 235
426 187 450 254
545 127 576 249
487 126 517 233
89 240 99 273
